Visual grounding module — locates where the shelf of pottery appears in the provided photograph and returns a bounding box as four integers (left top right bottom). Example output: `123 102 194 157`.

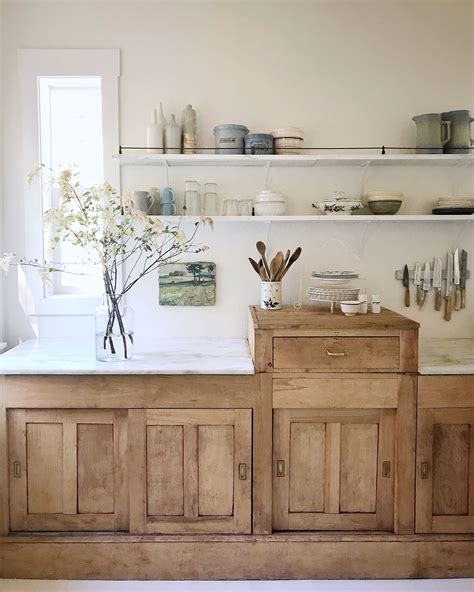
118 104 474 221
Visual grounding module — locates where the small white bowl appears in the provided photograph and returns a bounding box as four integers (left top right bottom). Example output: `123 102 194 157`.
254 201 287 216
340 300 361 316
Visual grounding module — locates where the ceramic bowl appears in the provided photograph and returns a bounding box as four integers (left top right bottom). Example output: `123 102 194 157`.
340 301 361 316
255 190 286 203
254 201 287 216
366 190 403 202
367 200 402 215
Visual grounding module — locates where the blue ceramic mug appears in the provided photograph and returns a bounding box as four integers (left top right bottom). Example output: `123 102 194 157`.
160 187 176 204
160 203 177 215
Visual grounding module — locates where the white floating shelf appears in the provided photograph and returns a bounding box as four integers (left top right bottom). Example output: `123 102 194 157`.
115 153 474 168
155 215 473 223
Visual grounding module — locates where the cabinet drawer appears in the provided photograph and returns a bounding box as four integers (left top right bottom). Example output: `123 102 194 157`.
273 337 400 371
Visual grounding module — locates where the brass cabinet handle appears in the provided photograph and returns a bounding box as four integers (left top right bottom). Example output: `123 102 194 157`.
421 462 429 480
13 461 21 479
238 463 247 481
276 460 285 477
382 461 391 478
326 350 346 357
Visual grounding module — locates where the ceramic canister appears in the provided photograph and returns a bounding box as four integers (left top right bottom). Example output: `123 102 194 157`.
245 133 274 155
442 110 474 154
214 124 249 154
261 282 282 310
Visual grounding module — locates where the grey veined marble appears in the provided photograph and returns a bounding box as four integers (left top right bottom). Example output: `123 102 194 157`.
419 338 474 375
0 338 255 375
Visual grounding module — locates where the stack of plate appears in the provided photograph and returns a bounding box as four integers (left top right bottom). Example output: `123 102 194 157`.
308 271 360 304
433 197 474 215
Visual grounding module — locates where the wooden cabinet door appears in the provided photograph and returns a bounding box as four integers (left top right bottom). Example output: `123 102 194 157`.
416 408 474 533
8 409 128 532
131 409 251 534
273 409 395 531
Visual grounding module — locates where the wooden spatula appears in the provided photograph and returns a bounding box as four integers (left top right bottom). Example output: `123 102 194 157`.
279 247 302 279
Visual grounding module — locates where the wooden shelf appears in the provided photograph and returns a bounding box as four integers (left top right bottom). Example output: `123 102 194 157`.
155 215 473 223
115 153 474 168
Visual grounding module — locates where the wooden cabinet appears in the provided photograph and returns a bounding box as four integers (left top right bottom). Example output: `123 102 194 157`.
273 406 395 531
8 409 128 531
416 376 474 533
130 409 252 534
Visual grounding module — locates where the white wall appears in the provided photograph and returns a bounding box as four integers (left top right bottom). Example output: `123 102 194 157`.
2 0 474 346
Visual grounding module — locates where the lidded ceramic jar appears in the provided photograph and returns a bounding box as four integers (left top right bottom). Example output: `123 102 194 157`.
245 133 274 155
271 127 304 154
254 190 287 216
214 124 249 154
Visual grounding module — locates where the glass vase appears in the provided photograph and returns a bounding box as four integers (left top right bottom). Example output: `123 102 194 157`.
95 297 134 362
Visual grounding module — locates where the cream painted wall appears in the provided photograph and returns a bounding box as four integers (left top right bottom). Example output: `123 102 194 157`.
1 0 473 346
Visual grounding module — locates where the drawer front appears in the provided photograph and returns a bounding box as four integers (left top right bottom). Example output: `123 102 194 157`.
273 337 399 371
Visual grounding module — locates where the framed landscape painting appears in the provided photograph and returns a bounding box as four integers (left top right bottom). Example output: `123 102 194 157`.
159 262 216 306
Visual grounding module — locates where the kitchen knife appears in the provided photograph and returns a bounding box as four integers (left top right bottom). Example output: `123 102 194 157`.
454 248 461 311
402 264 410 307
414 262 422 305
460 249 467 309
433 257 443 311
419 262 431 308
444 252 454 321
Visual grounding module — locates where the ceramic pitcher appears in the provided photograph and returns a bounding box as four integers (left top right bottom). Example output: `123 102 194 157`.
412 113 451 154
442 110 474 154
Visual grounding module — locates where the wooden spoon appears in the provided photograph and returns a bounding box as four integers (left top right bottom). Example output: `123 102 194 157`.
258 259 268 281
279 247 302 279
256 241 271 279
248 257 261 276
270 251 284 281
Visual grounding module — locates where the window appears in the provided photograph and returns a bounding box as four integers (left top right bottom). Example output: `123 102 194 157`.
19 49 120 315
39 76 104 295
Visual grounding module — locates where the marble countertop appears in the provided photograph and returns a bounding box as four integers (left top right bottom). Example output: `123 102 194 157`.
419 338 474 375
0 338 255 375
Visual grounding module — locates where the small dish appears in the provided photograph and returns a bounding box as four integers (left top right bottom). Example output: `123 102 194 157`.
340 301 361 316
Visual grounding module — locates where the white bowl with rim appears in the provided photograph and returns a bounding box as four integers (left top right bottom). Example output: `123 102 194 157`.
340 301 361 316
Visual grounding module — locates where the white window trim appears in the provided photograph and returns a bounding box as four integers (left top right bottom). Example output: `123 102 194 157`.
18 49 120 316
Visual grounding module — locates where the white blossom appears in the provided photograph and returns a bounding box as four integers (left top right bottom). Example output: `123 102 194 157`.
0 253 14 274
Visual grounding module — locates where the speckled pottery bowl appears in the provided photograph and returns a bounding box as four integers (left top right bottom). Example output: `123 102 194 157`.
367 200 402 215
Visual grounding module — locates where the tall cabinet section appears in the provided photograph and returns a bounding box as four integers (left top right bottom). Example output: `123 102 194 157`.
248 306 419 534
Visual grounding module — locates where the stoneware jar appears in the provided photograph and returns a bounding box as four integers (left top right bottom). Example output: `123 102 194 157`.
261 281 282 310
245 133 274 155
214 124 249 154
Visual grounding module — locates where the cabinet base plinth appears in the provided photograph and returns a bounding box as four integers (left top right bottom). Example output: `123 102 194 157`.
1 534 473 580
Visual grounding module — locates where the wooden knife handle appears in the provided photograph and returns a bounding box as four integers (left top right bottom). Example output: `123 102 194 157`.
461 288 466 309
419 290 426 309
416 286 421 305
444 295 452 321
405 287 410 307
435 288 442 311
454 288 462 311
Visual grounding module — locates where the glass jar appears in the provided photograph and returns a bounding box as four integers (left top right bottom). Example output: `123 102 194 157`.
95 296 134 361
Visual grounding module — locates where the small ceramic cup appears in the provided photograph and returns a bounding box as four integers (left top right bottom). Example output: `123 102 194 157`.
133 191 155 214
261 282 282 310
371 295 381 313
160 203 177 215
359 295 368 314
340 301 361 316
160 187 176 204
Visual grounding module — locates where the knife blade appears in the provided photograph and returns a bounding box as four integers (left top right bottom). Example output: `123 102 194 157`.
414 262 422 305
419 262 431 308
454 248 461 311
433 257 443 311
460 249 467 309
402 264 410 307
444 252 454 321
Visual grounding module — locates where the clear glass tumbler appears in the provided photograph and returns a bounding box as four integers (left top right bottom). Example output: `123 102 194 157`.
184 190 201 215
203 192 219 215
238 199 253 216
222 199 239 216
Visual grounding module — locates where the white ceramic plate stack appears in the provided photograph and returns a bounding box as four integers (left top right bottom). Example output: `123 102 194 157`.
308 271 360 307
432 197 474 215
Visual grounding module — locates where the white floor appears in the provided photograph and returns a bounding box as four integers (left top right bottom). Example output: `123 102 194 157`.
1 581 474 591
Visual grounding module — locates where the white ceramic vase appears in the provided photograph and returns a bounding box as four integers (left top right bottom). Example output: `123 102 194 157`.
261 282 282 310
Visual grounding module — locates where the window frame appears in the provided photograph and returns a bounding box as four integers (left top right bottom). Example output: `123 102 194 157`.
18 49 120 316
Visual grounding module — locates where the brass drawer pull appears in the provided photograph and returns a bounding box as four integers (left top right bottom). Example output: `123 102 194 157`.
13 461 21 479
421 462 429 480
382 461 391 478
326 350 346 357
276 460 285 478
238 463 247 481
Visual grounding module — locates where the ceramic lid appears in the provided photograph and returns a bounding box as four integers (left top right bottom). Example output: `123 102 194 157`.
271 127 304 139
214 124 249 134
